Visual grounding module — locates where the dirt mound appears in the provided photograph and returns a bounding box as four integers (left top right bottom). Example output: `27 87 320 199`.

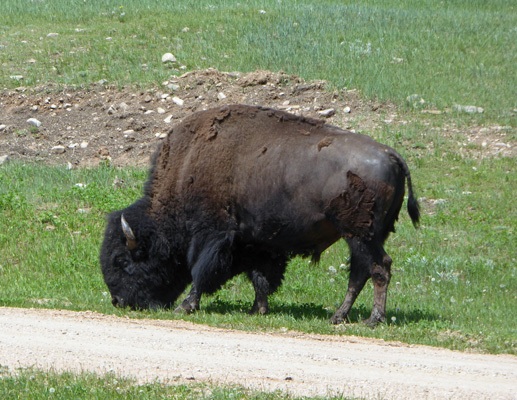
1 69 513 167
0 69 388 168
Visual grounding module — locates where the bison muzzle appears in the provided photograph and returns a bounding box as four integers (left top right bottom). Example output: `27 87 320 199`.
100 104 420 326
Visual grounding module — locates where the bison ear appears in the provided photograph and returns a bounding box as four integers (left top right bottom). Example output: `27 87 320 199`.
121 214 137 250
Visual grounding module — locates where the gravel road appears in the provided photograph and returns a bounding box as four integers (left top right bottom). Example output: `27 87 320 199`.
1 307 515 399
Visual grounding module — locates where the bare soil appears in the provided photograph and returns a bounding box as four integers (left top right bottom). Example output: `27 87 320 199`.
1 307 516 399
0 69 514 167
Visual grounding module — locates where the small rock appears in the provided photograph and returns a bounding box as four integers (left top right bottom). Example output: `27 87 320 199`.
10 75 23 81
0 124 7 132
168 84 180 91
161 53 177 63
406 94 425 107
182 27 190 33
107 105 117 115
144 110 154 115
123 129 135 135
453 104 484 114
217 92 227 100
144 95 152 103
68 143 79 149
67 162 73 170
172 96 184 106
318 108 335 118
164 115 173 123
119 102 129 113
0 155 9 165
47 33 59 37
51 145 66 154
155 132 168 139
97 79 108 85
141 64 148 70
343 106 351 113
80 141 88 149
157 107 166 114
27 118 42 128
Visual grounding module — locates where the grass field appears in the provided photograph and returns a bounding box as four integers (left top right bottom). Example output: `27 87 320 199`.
1 0 515 124
0 0 516 398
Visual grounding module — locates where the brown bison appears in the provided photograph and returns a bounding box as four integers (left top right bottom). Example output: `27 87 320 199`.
100 104 419 325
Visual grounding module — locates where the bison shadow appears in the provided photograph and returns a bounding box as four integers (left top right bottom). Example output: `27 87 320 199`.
201 299 437 326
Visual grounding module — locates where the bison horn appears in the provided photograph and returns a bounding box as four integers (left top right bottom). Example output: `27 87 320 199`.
121 214 137 250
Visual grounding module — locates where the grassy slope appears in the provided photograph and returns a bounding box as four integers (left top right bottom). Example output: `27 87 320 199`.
0 0 515 356
0 0 515 124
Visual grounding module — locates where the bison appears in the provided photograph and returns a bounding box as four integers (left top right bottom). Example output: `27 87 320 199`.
100 104 419 326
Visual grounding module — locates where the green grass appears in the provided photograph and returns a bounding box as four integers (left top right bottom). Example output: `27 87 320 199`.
1 128 515 354
0 0 516 124
0 369 348 400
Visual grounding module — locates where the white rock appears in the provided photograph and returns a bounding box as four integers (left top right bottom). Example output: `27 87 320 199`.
47 33 59 37
0 155 9 165
123 130 135 135
68 143 79 149
0 124 7 131
318 108 335 117
453 104 484 114
168 84 180 91
164 115 173 123
161 53 177 63
172 96 184 106
217 92 227 100
157 107 166 114
10 75 23 81
144 110 154 115
343 106 351 113
182 27 190 33
51 145 66 154
27 118 42 128
155 133 168 139
80 141 88 149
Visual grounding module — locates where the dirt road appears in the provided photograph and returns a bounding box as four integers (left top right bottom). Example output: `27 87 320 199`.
1 307 515 399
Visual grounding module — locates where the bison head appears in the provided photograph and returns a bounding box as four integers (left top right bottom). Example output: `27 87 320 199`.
100 203 189 310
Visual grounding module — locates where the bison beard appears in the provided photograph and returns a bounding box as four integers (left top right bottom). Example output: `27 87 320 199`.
100 104 420 326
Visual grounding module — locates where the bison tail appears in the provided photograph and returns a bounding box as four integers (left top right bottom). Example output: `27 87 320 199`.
392 151 420 227
406 176 420 227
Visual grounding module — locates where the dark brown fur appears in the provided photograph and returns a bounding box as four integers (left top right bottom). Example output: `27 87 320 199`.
100 104 420 326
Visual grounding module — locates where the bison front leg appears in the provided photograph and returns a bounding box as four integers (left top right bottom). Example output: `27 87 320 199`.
174 284 201 314
248 270 270 315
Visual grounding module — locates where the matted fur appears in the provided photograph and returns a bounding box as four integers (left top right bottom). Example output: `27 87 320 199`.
100 104 419 324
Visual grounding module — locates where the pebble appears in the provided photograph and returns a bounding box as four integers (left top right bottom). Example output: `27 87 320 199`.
80 141 88 149
343 106 351 113
10 75 23 80
406 94 425 106
161 53 177 63
51 145 66 154
157 107 166 114
217 92 227 100
453 104 484 114
155 132 168 139
172 96 184 106
27 118 42 128
47 33 59 37
107 105 117 114
168 84 180 91
318 108 335 117
0 124 7 132
144 95 152 103
0 155 9 165
164 115 173 123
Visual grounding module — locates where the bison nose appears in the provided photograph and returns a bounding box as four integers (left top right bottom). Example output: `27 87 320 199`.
111 295 124 307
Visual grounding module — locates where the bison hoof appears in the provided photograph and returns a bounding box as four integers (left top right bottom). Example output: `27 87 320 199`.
249 304 269 315
174 303 196 315
362 315 385 328
329 314 346 325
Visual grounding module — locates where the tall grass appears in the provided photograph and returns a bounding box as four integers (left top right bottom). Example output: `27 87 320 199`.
0 0 515 123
